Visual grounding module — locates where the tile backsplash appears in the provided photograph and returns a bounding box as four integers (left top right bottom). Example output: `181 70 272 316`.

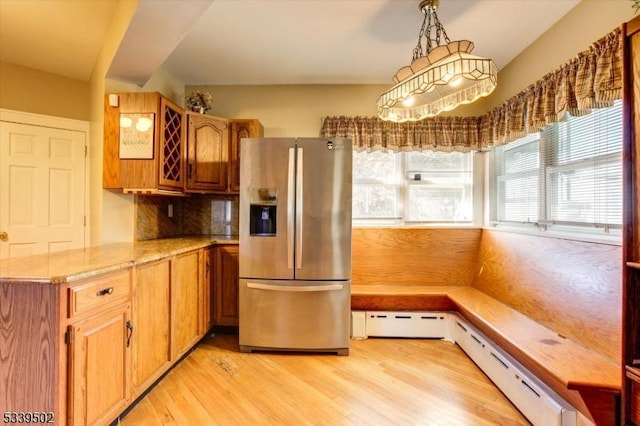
135 194 239 240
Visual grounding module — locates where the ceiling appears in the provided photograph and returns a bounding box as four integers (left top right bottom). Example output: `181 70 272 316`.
0 0 117 81
0 0 581 86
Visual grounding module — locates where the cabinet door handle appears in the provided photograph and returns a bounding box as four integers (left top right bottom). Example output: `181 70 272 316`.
126 320 134 348
188 163 193 179
96 287 114 297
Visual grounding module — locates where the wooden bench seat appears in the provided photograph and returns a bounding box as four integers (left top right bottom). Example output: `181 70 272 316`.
351 284 621 426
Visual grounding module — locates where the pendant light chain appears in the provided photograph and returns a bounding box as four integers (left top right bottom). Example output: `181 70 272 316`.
412 2 451 62
377 0 497 122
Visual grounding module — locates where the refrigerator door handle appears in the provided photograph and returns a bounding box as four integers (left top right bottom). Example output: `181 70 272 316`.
296 147 303 270
287 147 295 270
247 282 344 292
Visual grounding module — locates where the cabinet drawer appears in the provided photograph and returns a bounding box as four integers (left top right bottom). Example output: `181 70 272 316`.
68 270 131 318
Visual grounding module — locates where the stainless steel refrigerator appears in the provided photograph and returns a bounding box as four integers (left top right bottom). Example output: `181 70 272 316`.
239 137 352 355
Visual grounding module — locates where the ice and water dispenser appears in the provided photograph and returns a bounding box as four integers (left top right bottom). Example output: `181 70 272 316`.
248 188 277 236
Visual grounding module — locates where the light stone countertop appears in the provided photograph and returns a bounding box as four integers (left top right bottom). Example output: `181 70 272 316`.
0 236 238 285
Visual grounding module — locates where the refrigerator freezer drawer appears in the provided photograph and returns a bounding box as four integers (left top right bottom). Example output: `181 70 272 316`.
239 278 350 355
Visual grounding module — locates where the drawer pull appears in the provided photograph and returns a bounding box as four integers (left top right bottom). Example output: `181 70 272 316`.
96 287 114 297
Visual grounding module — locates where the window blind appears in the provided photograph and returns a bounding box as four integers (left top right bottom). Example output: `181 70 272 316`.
543 100 623 229
494 134 540 224
491 100 623 234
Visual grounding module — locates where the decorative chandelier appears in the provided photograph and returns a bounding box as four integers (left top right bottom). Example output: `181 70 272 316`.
377 0 497 122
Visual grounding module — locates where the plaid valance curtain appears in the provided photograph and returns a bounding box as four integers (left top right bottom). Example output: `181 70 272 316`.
320 28 622 152
319 115 481 152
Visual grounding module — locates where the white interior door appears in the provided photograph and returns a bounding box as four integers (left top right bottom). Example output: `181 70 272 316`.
0 119 87 259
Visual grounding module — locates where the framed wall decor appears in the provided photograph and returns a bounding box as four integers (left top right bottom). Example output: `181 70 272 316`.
119 113 155 159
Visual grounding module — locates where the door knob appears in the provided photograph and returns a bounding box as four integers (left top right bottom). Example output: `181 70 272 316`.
0 232 7 241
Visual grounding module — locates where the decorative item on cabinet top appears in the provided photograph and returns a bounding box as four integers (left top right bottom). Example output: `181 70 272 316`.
103 91 262 196
185 91 213 114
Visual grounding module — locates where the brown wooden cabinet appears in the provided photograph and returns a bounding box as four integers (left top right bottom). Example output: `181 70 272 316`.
1 268 134 426
0 286 64 422
623 14 640 426
131 259 171 396
66 269 133 426
172 250 202 358
186 113 229 192
186 116 263 194
201 248 215 332
103 92 186 195
132 251 213 395
68 304 131 426
103 92 262 196
214 245 239 326
1 244 217 425
229 119 264 192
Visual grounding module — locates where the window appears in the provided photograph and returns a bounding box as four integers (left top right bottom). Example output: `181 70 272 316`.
491 100 622 235
353 150 474 225
494 133 540 223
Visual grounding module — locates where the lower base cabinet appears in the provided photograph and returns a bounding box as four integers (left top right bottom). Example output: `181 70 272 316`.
214 245 239 326
202 248 215 332
66 269 133 426
3 244 221 426
132 259 172 395
68 303 132 426
173 251 202 358
133 250 207 397
68 248 215 426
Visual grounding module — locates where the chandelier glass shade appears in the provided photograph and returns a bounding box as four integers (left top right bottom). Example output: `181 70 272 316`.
377 0 497 122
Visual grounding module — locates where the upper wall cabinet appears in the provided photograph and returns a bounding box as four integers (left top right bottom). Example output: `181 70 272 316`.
185 115 263 194
186 113 229 193
103 91 263 196
103 92 186 195
229 119 264 192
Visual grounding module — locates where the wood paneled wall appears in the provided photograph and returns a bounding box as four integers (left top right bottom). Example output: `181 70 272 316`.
352 227 621 364
472 230 621 364
351 228 482 287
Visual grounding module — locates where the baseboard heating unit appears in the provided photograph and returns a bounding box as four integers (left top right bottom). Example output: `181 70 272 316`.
350 311 583 426
352 311 451 339
454 315 579 426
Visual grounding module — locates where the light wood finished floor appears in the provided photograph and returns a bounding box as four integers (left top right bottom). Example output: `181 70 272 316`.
118 333 530 425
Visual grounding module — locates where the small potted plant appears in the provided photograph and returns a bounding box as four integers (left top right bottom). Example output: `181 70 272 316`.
185 91 213 113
